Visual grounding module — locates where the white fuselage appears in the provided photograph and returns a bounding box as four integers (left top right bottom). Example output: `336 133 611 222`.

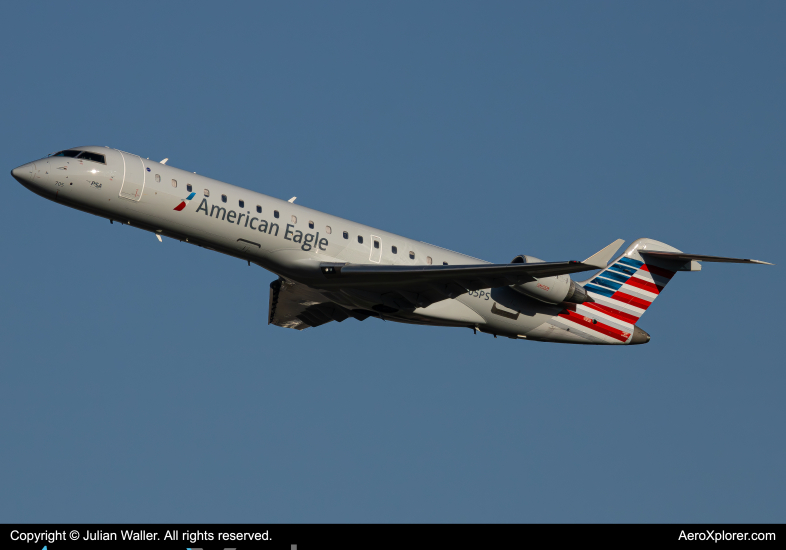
12 146 622 344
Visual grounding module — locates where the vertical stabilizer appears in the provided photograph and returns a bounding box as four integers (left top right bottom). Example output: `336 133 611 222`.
541 239 684 344
577 238 684 327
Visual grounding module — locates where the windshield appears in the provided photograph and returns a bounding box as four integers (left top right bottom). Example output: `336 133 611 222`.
51 150 81 158
50 150 106 164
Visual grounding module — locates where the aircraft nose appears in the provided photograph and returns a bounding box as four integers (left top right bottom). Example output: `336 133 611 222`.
11 164 30 183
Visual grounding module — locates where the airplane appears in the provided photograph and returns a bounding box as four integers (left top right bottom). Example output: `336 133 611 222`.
11 146 772 345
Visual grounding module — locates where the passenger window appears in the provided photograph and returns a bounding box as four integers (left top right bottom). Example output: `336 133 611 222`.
155 174 161 183
374 240 379 249
204 189 210 197
443 261 448 265
308 221 314 229
343 231 348 239
326 226 332 234
427 256 432 265
274 210 279 218
221 194 227 203
239 199 244 208
172 179 177 188
291 215 297 223
187 184 192 192
358 235 364 244
392 246 397 254
409 251 415 260
256 205 262 213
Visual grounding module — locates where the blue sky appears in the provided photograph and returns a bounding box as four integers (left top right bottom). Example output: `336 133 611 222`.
1 1 783 522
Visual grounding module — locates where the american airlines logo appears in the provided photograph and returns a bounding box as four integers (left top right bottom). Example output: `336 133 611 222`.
173 192 197 211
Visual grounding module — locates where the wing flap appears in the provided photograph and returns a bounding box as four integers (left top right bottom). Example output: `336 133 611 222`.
269 278 356 330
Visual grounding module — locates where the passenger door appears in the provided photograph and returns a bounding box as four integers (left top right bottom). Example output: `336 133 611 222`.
118 152 146 201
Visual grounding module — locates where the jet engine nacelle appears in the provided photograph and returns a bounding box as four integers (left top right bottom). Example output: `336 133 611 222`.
509 255 593 305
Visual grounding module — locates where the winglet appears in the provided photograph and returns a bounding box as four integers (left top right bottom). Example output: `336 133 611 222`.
583 239 625 269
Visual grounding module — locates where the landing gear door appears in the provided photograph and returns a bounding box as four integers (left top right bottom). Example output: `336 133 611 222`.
119 152 146 201
370 235 382 263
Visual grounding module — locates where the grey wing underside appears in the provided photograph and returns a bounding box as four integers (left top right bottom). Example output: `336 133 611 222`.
268 258 604 330
313 259 601 311
268 278 371 330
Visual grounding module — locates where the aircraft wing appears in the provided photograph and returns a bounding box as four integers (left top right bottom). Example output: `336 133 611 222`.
270 243 622 329
320 260 598 287
316 259 603 310
268 278 367 330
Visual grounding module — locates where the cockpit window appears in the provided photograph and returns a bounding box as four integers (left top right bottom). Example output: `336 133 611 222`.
52 150 81 158
77 152 106 164
79 151 106 164
50 150 106 164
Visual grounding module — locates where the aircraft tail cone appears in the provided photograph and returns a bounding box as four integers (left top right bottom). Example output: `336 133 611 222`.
630 326 650 345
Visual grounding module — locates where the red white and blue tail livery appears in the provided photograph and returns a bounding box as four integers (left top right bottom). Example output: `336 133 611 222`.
547 238 771 345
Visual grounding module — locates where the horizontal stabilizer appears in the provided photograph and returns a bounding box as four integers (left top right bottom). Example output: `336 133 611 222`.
640 251 773 265
583 239 625 268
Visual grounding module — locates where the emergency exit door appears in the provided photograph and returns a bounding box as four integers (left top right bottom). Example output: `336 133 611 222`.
370 235 382 263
